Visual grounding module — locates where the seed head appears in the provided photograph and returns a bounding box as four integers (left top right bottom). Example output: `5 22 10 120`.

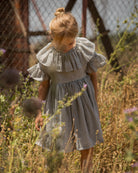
0 68 20 89
22 97 42 118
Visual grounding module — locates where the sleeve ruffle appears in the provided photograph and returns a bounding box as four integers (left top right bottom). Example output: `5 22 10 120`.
77 37 106 73
27 63 49 81
86 52 106 73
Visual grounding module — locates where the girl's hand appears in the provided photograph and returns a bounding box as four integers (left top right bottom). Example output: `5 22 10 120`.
35 111 43 131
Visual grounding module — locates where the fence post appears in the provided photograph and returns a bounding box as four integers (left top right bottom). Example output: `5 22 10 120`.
65 0 77 12
0 0 29 74
81 0 87 37
88 0 123 74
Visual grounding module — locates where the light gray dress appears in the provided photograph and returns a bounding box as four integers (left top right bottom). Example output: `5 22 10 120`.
28 37 106 153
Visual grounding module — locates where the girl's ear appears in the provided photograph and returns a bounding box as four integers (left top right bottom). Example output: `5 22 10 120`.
48 30 52 36
50 33 53 39
48 31 53 40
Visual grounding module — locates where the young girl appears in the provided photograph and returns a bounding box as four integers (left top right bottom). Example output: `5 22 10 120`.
28 7 106 172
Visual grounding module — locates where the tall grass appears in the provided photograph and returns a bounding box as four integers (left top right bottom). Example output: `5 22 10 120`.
0 14 137 172
0 59 137 173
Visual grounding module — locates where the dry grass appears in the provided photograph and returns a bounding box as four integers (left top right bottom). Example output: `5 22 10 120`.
0 24 138 172
0 60 137 173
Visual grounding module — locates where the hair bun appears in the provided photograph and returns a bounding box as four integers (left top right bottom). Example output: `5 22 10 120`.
54 7 65 16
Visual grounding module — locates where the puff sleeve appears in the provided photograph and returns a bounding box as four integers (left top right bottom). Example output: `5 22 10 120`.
27 63 49 81
86 52 106 73
77 37 106 73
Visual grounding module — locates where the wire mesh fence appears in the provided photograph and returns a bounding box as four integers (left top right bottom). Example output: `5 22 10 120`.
0 0 137 75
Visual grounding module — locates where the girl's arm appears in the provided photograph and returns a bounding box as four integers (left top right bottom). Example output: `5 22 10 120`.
38 80 50 101
35 80 50 131
88 72 98 101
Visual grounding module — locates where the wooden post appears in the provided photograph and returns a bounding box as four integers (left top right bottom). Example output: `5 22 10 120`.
81 0 87 37
65 0 77 12
11 0 29 73
0 0 15 68
0 0 29 74
88 0 123 74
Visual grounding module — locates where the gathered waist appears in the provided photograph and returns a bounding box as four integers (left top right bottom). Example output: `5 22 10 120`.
50 70 87 84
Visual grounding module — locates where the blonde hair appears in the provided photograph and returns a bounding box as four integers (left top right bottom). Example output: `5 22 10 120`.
49 7 78 41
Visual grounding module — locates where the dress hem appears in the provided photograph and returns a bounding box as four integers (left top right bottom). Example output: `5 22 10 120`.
35 140 104 153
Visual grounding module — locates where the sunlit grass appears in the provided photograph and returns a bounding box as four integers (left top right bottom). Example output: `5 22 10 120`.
0 60 137 172
0 14 137 172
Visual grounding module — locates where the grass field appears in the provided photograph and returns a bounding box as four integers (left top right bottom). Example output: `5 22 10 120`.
0 26 137 172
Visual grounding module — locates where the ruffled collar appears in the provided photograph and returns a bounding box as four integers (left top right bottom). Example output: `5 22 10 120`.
36 37 95 72
52 38 77 54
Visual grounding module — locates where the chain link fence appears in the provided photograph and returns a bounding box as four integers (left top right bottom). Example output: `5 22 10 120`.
0 0 137 75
